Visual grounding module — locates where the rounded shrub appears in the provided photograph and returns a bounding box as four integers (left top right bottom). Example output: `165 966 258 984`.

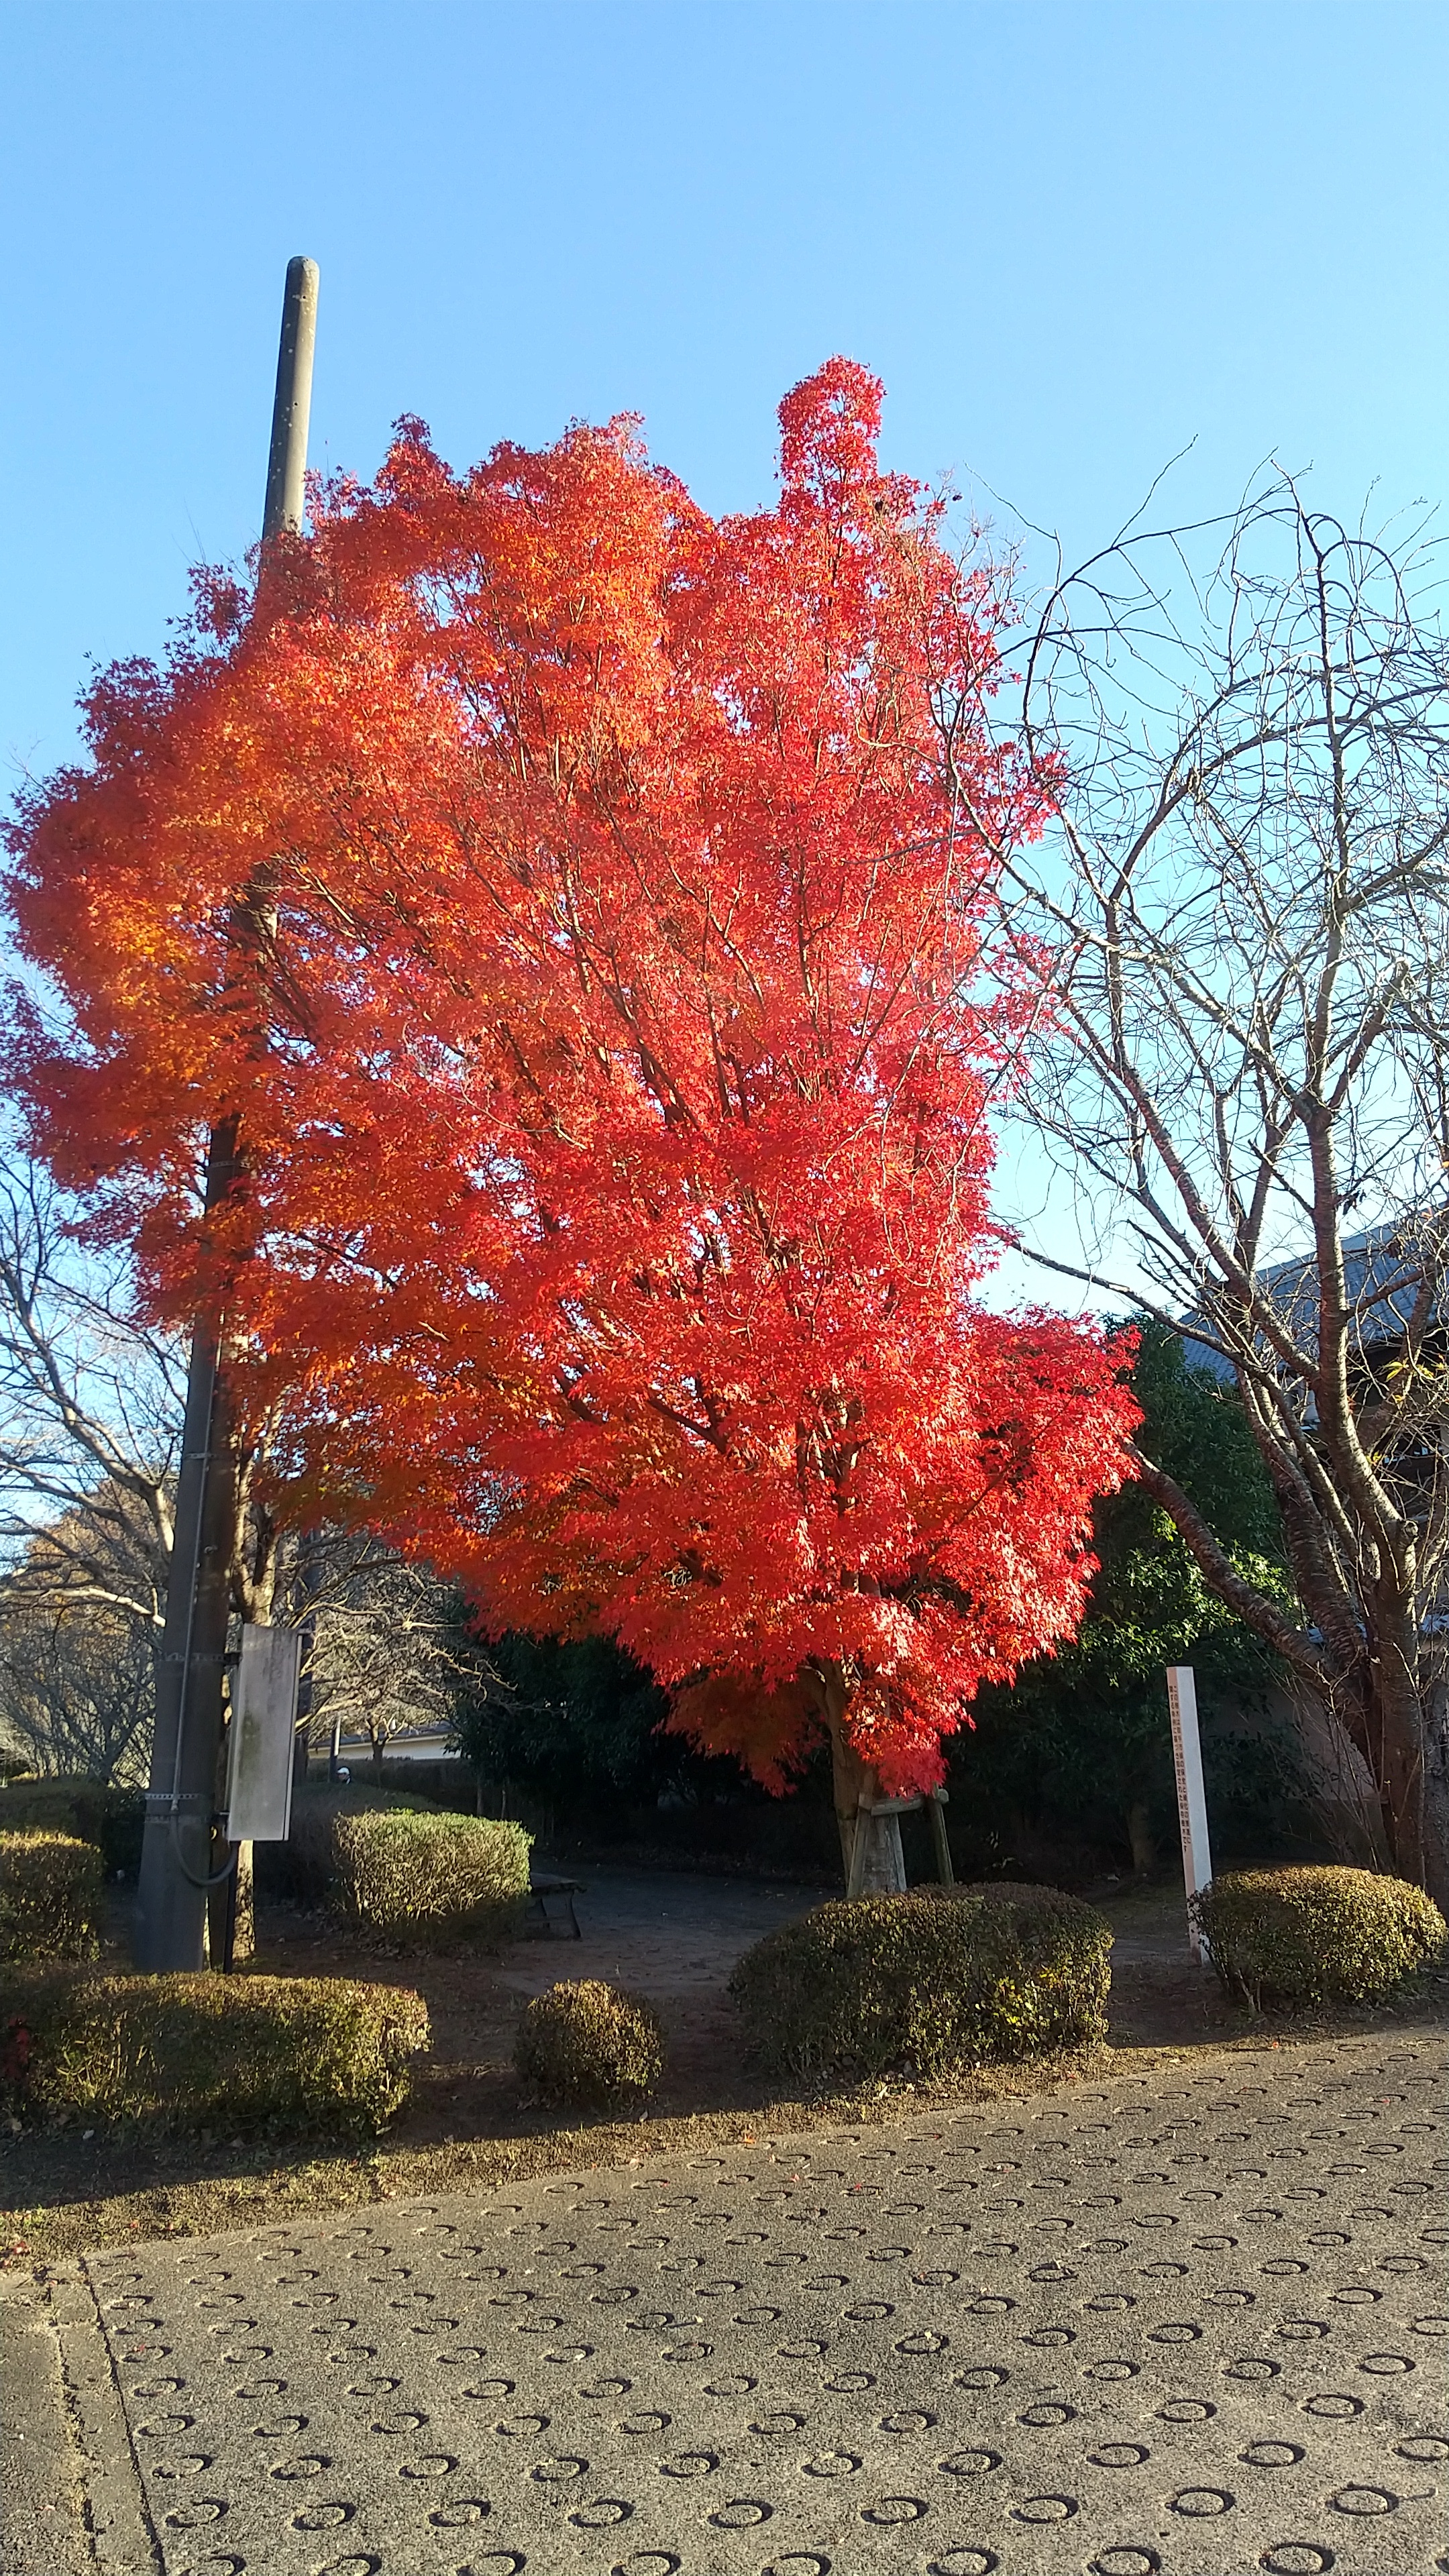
331 1808 533 1948
515 1978 664 2109
0 1831 103 1960
729 1881 1113 2087
1 1967 429 2135
1191 1866 1448 2011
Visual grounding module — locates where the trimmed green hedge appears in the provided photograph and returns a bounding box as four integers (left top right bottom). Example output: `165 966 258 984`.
0 1778 146 1878
332 1807 532 1948
1 1969 429 2135
0 1832 103 1961
258 1784 433 1907
516 1979 664 2109
729 1881 1113 2086
1192 1866 1447 2010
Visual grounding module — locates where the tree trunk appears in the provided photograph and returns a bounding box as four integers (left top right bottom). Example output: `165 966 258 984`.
206 1837 254 1967
1424 1678 1449 1918
1285 1685 1393 1869
1140 1445 1449 1906
820 1666 906 1895
231 1841 254 1961
1362 1608 1442 1904
1126 1801 1155 1878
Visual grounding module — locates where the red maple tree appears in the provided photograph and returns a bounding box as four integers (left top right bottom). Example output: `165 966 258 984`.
7 361 1137 1857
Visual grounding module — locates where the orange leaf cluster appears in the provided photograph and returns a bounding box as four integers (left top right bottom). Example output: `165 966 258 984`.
6 361 1137 1791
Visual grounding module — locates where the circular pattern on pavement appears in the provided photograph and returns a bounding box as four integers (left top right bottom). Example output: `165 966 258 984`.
85 2029 1444 2573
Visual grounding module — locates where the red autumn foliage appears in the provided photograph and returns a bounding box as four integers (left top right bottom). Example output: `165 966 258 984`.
5 361 1137 1799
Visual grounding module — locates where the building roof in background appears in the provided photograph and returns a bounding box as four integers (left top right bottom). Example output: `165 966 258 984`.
1181 1222 1446 1386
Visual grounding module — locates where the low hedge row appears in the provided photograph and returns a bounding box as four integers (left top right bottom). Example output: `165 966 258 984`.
331 1807 532 1947
729 1881 1112 2086
1193 1866 1447 2010
0 1778 146 1878
259 1790 531 1947
2 1781 533 1952
0 1832 103 1961
516 1980 664 2109
263 1786 433 1907
1 1968 429 2135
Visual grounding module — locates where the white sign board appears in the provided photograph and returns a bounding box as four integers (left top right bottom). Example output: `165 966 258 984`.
223 1623 303 1842
1166 1663 1214 1960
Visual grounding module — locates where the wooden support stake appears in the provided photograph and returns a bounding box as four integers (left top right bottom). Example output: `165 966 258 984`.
927 1789 955 1886
846 1797 870 1899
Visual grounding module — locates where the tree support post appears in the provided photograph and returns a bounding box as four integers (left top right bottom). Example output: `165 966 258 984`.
926 1787 955 1886
845 1788 955 1898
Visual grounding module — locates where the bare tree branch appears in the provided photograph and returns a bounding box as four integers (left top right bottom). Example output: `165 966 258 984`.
961 471 1449 1894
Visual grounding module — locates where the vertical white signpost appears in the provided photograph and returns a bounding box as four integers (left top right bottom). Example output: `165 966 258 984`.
1166 1664 1214 1960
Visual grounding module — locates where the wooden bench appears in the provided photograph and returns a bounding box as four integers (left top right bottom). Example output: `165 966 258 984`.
526 1874 585 1939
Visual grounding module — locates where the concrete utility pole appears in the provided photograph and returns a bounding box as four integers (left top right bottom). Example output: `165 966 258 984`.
134 257 320 1972
262 258 319 539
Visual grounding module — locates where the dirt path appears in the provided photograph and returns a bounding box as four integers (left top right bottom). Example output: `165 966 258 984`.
493 1866 1247 2059
496 1865 1246 2061
495 1863 822 2098
262 1866 1242 2127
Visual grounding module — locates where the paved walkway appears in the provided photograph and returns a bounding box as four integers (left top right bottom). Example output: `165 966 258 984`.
7 2028 1445 2575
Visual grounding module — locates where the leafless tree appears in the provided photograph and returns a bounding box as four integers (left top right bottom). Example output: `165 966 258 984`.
0 1141 465 1798
0 1572 154 1782
304 1544 473 1781
951 476 1449 1898
0 1150 180 1627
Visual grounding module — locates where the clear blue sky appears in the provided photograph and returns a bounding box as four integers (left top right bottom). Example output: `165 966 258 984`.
6 0 1447 787
5 1 1446 1300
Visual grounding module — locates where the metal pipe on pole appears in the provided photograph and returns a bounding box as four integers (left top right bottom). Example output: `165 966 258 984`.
133 258 319 1972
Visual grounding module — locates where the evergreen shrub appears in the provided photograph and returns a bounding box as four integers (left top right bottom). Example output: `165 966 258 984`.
262 1787 492 1910
0 1968 429 2134
332 1807 532 1947
264 1785 423 1907
0 1832 103 1960
515 1978 664 2108
729 1881 1113 2086
0 1778 146 1877
1192 1866 1447 2010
